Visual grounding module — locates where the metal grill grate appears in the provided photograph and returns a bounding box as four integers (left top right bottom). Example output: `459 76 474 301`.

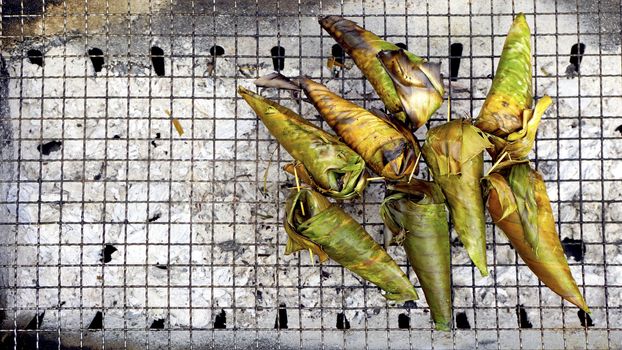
0 0 621 349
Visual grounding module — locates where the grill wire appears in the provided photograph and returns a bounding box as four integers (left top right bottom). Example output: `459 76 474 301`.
0 0 621 349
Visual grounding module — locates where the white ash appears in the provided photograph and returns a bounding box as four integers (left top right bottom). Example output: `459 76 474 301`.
0 1 621 349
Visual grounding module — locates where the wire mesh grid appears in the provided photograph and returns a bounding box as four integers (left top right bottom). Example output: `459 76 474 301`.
0 0 621 349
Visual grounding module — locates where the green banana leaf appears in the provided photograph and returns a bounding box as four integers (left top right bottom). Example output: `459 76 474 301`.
422 119 491 276
238 86 367 199
380 180 452 331
476 13 532 137
285 188 419 303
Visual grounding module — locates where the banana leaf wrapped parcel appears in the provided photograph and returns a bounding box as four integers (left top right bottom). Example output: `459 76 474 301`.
377 49 444 130
297 76 421 180
380 181 452 331
238 86 367 199
319 15 444 127
285 188 419 302
255 74 421 180
484 165 589 312
422 119 492 276
476 13 533 137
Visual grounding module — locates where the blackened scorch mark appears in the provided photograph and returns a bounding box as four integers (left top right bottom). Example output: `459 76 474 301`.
578 310 594 327
100 244 118 263
516 304 533 329
88 47 105 72
37 140 62 155
271 46 286 71
570 43 586 71
150 318 165 329
455 312 470 329
336 312 350 329
562 237 585 262
214 310 226 329
210 45 225 57
154 263 168 270
331 44 346 65
449 43 464 81
150 46 165 76
274 303 288 329
88 311 103 330
27 49 43 67
398 313 410 329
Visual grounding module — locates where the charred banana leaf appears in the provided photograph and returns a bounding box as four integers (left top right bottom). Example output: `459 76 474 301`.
380 181 452 331
422 119 491 276
487 95 552 164
377 49 444 130
476 13 533 137
238 86 367 199
319 15 443 126
297 76 420 180
484 166 589 312
285 188 419 302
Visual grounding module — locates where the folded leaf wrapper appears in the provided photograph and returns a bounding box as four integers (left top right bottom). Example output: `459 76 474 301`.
297 77 420 180
380 181 452 331
476 13 533 137
285 188 419 302
238 86 367 199
422 119 491 276
377 49 444 130
487 95 552 164
319 15 443 126
484 167 589 312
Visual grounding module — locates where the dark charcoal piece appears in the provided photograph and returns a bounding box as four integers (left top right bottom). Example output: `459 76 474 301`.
516 304 533 329
88 48 105 72
578 310 594 327
27 49 43 66
88 311 103 330
336 312 350 329
449 43 464 81
150 46 165 76
455 312 470 329
150 318 165 329
274 303 288 329
37 140 62 155
270 46 285 71
214 310 227 329
100 244 118 264
615 124 622 136
148 212 161 222
398 313 410 329
562 237 585 262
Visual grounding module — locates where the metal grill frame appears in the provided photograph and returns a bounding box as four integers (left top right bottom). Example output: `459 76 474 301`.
0 0 621 349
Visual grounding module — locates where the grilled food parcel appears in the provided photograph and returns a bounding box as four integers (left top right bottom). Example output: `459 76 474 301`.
254 74 420 181
421 118 492 277
238 86 367 199
380 181 452 331
285 187 419 303
319 15 444 130
478 13 588 312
